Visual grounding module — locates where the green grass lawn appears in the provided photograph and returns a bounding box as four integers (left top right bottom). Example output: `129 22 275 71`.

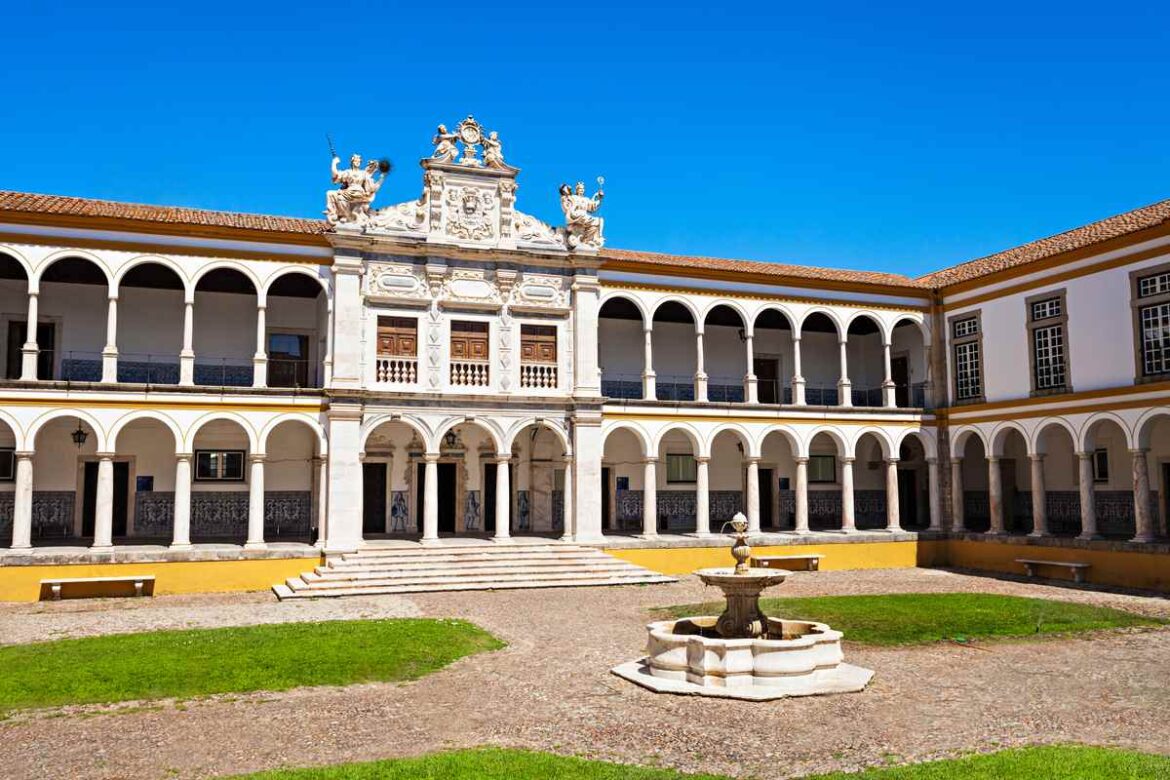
229 746 1170 779
651 593 1164 646
0 618 501 714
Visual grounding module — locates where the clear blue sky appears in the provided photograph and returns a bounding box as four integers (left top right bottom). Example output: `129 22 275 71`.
2 1 1168 278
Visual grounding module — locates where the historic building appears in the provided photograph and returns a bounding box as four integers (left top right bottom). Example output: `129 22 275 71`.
0 115 1166 596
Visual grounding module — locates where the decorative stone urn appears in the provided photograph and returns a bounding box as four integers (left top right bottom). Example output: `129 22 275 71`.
612 512 874 700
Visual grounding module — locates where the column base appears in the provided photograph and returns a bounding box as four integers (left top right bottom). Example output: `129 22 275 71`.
1132 534 1157 543
420 537 441 546
636 533 659 541
244 542 268 551
491 535 515 544
169 543 194 551
685 531 714 539
1077 533 1101 541
1027 531 1046 539
840 527 856 534
89 544 115 553
558 534 574 543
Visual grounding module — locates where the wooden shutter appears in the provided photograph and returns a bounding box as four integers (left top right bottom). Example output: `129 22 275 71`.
451 321 489 360
377 317 417 357
520 324 556 363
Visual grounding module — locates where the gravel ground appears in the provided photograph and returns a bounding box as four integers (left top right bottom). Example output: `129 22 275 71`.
0 567 1168 779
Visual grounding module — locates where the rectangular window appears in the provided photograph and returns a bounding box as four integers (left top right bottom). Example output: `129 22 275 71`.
520 324 557 364
0 448 13 482
665 453 697 483
1031 297 1062 321
377 316 418 357
1032 325 1066 390
1092 448 1109 483
195 450 246 482
267 333 310 388
952 317 979 338
1131 265 1170 382
1140 302 1170 377
450 320 490 361
808 455 836 483
1026 291 1069 394
1138 271 1170 298
954 341 982 400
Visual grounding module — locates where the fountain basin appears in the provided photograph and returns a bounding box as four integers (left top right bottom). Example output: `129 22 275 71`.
611 616 874 701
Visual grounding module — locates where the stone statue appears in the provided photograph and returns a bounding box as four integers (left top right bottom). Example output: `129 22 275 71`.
432 124 459 162
483 131 506 169
326 154 384 226
559 179 605 249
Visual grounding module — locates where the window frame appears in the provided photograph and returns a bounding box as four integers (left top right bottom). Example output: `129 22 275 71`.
664 453 697 484
194 449 247 483
0 447 13 482
1025 289 1071 396
1092 448 1110 484
1130 263 1170 384
807 454 837 484
947 310 985 406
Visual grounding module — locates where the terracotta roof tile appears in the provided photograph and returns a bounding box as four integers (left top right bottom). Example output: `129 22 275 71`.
0 190 326 236
601 248 925 290
919 198 1170 288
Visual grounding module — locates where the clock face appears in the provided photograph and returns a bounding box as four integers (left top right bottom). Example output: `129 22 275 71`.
459 125 481 145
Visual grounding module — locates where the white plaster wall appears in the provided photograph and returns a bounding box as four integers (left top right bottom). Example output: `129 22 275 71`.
120 287 185 360
598 317 643 380
193 291 257 363
265 423 317 492
40 282 107 359
650 321 697 382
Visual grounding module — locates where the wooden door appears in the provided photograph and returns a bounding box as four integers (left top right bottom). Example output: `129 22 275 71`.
362 462 387 534
892 356 910 407
7 321 54 379
450 321 489 360
754 357 780 403
520 324 557 363
377 317 418 356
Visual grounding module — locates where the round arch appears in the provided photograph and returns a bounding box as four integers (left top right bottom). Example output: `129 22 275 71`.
804 425 849 457
650 296 701 324
359 414 432 454
653 423 704 457
705 423 757 459
600 421 652 458
751 303 797 332
1134 408 1170 450
0 407 26 451
1028 418 1079 456
1080 412 1135 452
433 416 505 456
0 245 35 282
27 408 108 452
260 266 331 300
989 421 1031 457
191 261 262 294
893 427 938 460
108 410 184 452
260 414 327 456
598 292 648 326
701 300 750 332
888 314 929 345
503 418 571 455
796 307 844 339
950 426 989 459
112 255 192 295
34 250 113 294
845 310 885 339
852 427 895 461
184 412 260 454
758 423 802 456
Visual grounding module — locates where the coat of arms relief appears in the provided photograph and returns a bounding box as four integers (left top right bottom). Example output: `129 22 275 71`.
325 115 605 252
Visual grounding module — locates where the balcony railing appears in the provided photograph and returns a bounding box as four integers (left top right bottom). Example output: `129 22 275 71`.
375 355 418 385
450 359 490 387
597 374 929 410
601 374 643 400
520 362 557 389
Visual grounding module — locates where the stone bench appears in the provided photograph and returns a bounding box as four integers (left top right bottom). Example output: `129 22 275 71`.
1016 559 1090 584
751 554 821 572
40 575 156 601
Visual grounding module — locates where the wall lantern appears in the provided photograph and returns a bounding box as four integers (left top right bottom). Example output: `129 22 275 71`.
444 430 458 448
70 419 89 449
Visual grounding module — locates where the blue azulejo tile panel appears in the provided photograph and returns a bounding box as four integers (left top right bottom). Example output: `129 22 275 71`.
191 492 250 536
390 491 409 532
135 492 175 536
552 490 564 533
657 490 696 532
517 490 531 531
463 490 481 531
60 359 102 382
617 489 642 531
264 491 311 538
193 363 254 387
808 490 843 530
854 490 887 530
708 491 743 529
32 491 75 538
0 492 13 539
118 360 180 384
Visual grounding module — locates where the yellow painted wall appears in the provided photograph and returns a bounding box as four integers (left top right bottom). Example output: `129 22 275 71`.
0 557 320 602
946 540 1170 592
606 541 920 575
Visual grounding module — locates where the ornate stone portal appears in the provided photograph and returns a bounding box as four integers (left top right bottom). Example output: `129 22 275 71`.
612 513 874 701
325 115 605 252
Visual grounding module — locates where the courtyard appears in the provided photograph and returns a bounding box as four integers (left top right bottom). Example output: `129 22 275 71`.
0 568 1168 779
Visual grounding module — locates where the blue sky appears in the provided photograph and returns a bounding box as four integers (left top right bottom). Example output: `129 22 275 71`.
2 1 1168 277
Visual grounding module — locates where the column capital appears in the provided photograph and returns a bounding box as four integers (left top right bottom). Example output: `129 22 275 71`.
1029 452 1045 462
14 450 34 460
175 452 193 462
841 456 855 465
951 455 963 464
248 453 267 464
986 455 1000 464
1075 450 1094 460
1129 447 1150 457
925 456 938 465
423 452 441 464
794 456 809 465
495 453 513 464
643 456 658 465
693 455 710 464
744 455 761 465
95 451 117 460
885 457 901 465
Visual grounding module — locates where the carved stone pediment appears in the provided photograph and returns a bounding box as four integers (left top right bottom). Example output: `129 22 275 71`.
441 268 501 306
513 273 570 311
364 262 427 302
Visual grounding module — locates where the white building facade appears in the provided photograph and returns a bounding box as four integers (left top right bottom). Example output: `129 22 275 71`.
0 117 1165 568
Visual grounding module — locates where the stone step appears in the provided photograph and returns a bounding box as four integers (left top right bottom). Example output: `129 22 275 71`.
321 554 629 573
288 567 666 591
333 545 588 563
312 560 643 580
273 573 676 599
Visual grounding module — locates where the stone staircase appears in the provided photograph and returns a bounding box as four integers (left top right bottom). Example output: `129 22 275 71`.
271 543 676 599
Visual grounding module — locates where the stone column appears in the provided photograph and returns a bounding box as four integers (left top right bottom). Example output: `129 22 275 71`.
694 456 711 536
315 456 328 548
322 301 334 386
642 457 658 538
494 456 511 542
693 328 708 402
329 252 364 390
246 454 266 549
252 302 268 388
881 341 896 407
20 291 39 381
179 296 195 386
745 456 760 533
987 456 1004 534
10 452 33 549
171 453 193 550
323 406 362 552
791 334 805 405
101 294 119 383
641 326 656 400
841 456 856 532
92 453 116 550
743 331 758 404
570 273 602 398
422 453 440 543
1132 448 1155 542
885 458 902 532
926 457 941 530
951 457 965 531
794 456 809 534
1077 452 1098 540
1076 453 1095 540
571 416 604 542
1029 454 1047 538
837 338 852 407
559 457 574 541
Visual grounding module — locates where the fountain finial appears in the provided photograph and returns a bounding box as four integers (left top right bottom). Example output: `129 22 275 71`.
728 511 751 574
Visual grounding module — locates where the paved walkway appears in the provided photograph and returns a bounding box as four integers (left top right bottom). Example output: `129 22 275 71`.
0 568 1168 779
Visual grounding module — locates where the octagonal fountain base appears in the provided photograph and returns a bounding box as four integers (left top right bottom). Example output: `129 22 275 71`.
611 615 874 701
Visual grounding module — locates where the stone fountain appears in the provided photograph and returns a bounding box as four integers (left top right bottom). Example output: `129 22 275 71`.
612 513 873 700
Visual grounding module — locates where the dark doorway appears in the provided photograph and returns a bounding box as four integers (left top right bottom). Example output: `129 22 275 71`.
82 461 130 537
1163 464 1170 532
755 357 780 404
482 462 514 534
601 467 611 530
268 333 310 388
897 470 917 529
362 462 387 534
417 462 458 533
7 321 55 380
758 468 774 528
892 356 910 407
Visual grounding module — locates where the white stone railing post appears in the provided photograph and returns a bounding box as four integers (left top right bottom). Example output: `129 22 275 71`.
20 291 39 381
101 294 119 383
